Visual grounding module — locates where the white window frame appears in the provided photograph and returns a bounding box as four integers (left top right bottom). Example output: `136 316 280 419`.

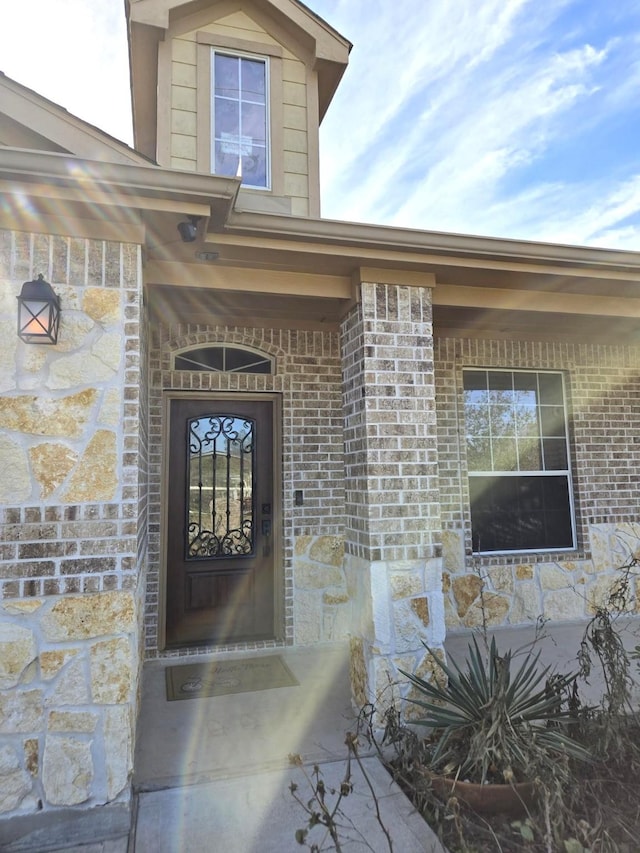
210 49 271 191
463 368 577 556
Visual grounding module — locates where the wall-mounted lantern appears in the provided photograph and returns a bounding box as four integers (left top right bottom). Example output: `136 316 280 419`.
17 274 61 344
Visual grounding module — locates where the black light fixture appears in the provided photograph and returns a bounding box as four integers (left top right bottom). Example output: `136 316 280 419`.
177 215 201 243
17 274 61 344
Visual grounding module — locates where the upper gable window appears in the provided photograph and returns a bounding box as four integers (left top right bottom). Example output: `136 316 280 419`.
211 51 270 190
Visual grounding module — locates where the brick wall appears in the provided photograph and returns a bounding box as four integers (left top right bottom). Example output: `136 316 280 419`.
145 323 345 654
435 336 640 628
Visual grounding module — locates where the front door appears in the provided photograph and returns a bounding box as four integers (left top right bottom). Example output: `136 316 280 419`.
165 396 276 647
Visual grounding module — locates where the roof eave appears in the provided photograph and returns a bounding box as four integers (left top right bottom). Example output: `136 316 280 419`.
224 210 640 275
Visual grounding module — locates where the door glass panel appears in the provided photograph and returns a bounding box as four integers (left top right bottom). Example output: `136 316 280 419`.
186 415 254 559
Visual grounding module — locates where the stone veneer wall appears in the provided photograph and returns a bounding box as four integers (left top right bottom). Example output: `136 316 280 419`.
145 323 347 655
0 230 144 822
435 337 640 628
340 281 445 711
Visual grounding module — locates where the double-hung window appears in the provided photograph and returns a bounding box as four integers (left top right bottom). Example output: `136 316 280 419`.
463 369 576 554
211 51 270 189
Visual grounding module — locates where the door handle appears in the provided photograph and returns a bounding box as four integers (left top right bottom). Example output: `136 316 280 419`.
261 518 272 555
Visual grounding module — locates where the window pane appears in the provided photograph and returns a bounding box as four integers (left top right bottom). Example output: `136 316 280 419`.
242 102 266 144
466 436 491 471
215 99 239 136
463 371 488 392
543 438 568 470
174 346 272 374
187 415 254 560
175 348 224 371
212 52 268 188
540 405 566 438
241 147 267 186
242 59 266 102
515 404 539 438
490 404 515 437
464 402 490 435
488 372 512 392
492 437 517 471
542 475 571 509
465 369 574 554
513 371 538 403
517 437 542 470
470 475 573 553
214 140 240 177
538 372 564 406
224 347 271 373
214 55 239 98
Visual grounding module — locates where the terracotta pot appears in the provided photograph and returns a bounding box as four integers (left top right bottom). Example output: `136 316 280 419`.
431 775 536 816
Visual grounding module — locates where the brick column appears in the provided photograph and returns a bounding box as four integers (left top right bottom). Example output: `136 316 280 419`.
341 272 445 710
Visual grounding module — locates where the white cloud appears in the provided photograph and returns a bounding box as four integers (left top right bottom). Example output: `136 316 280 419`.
2 0 639 249
316 0 640 248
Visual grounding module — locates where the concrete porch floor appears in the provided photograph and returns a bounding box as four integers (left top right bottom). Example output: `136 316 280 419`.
133 644 356 791
130 643 442 852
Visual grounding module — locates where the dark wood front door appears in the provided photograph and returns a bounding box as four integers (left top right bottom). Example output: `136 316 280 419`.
165 397 275 647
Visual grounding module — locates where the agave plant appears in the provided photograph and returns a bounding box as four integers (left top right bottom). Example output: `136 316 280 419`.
400 635 590 784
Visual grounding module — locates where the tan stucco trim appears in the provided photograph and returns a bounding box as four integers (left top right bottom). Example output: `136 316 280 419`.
0 179 212 219
0 209 146 244
127 21 163 160
129 0 351 60
306 66 320 218
269 56 285 198
196 30 284 57
145 260 351 296
161 0 265 41
432 284 640 318
196 39 212 174
222 212 640 279
0 149 241 209
156 38 173 167
356 267 437 288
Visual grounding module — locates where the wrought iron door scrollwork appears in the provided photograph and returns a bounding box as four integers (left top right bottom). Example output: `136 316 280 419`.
186 414 255 559
188 519 253 557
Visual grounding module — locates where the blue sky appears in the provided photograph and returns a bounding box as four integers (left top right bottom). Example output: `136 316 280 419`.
2 0 640 249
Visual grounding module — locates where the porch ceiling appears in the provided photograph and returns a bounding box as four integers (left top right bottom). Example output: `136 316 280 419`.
145 209 640 340
148 282 640 342
433 305 640 344
147 282 348 330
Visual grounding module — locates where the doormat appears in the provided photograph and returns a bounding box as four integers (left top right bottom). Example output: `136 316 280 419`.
165 655 299 701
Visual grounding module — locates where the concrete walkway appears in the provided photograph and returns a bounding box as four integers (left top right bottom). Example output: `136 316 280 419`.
132 757 436 852
128 619 640 852
14 617 640 852
130 643 443 852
